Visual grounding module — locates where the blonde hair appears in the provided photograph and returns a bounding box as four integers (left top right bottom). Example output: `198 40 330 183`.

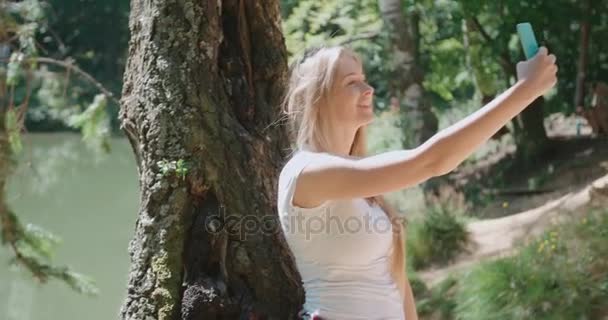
281 45 407 301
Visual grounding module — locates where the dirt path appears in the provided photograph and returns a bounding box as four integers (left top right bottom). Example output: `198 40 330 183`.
419 173 608 287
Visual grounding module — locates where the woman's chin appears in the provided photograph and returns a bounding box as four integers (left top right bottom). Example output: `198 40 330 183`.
357 111 375 125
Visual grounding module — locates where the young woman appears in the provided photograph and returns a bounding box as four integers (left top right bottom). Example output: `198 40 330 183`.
277 45 557 320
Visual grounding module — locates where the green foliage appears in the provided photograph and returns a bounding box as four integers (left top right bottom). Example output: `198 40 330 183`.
19 223 61 260
454 209 608 320
407 267 428 299
156 159 190 181
6 52 25 86
0 0 126 298
412 208 608 320
30 70 85 131
8 248 100 296
5 0 44 56
283 0 608 157
423 38 467 102
67 94 111 153
283 0 395 108
457 0 608 114
283 0 382 57
3 0 129 132
40 0 130 116
1 209 99 296
36 72 70 110
416 276 458 320
368 111 405 154
280 0 299 18
407 202 470 270
174 159 189 180
7 0 46 22
418 0 477 108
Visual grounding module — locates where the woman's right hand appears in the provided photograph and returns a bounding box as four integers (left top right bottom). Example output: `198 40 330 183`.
516 46 558 99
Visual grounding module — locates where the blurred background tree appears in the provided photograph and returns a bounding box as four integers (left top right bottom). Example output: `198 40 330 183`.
0 0 129 296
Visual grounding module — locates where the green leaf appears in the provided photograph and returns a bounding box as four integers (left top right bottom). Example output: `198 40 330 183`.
8 254 100 296
20 223 62 260
67 94 111 153
60 269 100 296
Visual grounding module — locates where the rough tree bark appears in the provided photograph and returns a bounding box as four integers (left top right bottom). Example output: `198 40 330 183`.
118 1 303 319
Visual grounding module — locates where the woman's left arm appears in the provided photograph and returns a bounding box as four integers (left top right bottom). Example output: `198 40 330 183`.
403 278 419 320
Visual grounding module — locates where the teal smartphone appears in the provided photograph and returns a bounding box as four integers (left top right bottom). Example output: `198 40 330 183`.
517 22 539 59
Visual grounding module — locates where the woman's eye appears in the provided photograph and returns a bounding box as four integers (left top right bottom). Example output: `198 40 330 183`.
346 77 366 86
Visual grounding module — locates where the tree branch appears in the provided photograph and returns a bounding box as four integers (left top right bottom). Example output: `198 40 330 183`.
1 57 121 107
470 17 516 77
31 57 121 105
471 17 493 44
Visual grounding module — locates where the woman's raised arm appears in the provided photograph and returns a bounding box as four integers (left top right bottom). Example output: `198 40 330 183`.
294 47 557 209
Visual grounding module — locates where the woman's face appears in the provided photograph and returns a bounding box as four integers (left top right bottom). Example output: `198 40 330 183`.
326 53 375 127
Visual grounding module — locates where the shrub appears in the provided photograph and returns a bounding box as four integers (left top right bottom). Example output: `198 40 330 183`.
454 209 608 320
407 202 470 270
416 276 458 320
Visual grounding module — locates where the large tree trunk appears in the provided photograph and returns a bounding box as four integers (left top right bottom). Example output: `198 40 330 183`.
499 59 548 163
506 55 548 162
118 1 303 319
378 0 440 205
378 0 438 149
492 41 548 162
512 96 548 163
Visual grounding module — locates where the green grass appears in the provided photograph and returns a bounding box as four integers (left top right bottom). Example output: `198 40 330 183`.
416 276 458 320
406 202 470 270
412 208 608 320
453 209 608 320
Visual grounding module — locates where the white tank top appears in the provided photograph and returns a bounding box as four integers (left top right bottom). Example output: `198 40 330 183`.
277 150 405 320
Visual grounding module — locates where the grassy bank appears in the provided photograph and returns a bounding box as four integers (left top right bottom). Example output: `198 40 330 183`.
414 208 608 320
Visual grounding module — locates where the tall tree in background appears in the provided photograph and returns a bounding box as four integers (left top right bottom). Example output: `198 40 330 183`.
574 0 591 109
119 0 302 319
378 0 438 149
378 0 442 203
458 1 549 161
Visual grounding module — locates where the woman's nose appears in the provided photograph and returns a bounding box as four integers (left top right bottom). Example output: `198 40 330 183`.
361 83 374 96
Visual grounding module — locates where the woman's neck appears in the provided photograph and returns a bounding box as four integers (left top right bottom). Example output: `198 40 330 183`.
322 123 358 157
